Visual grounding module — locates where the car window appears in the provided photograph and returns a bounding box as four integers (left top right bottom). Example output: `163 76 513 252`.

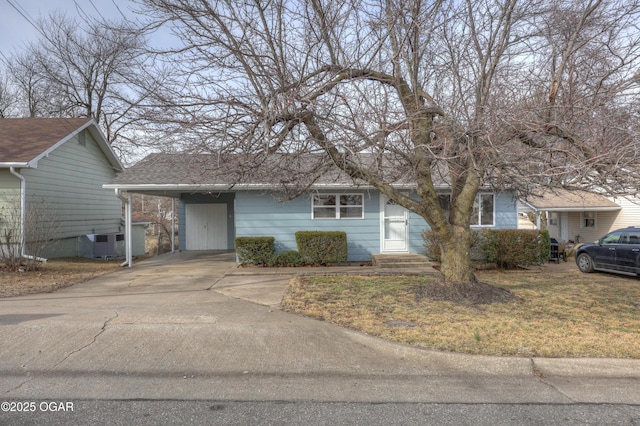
626 230 640 245
601 231 623 245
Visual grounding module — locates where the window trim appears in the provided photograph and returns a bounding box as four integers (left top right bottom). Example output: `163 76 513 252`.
472 193 495 227
311 193 364 220
581 211 596 229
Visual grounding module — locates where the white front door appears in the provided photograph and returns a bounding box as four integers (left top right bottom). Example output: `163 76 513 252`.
381 196 409 252
186 204 228 250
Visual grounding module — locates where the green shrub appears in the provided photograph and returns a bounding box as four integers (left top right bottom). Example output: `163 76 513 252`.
482 229 549 269
295 231 348 265
538 229 551 263
234 236 275 265
270 250 308 267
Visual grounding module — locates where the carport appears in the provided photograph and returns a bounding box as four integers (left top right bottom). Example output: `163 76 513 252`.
103 154 241 267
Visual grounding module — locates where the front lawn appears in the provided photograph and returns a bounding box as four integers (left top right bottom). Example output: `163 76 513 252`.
281 266 640 358
0 258 121 298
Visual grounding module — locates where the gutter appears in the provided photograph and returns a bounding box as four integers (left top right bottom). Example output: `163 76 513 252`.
1 162 30 168
115 189 133 268
8 167 47 262
101 182 432 192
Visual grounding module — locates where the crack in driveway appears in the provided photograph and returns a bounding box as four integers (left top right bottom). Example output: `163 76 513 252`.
51 312 120 368
5 312 119 395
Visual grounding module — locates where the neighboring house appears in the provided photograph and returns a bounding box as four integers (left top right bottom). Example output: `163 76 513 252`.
0 118 125 258
104 153 520 262
518 188 640 243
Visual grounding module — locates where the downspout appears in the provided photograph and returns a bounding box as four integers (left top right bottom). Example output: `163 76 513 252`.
171 197 176 253
9 167 47 262
115 188 132 268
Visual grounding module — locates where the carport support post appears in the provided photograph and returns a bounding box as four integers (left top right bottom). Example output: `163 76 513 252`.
115 188 133 268
125 191 132 267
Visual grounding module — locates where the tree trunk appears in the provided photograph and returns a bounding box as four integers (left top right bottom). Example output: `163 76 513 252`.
438 228 476 284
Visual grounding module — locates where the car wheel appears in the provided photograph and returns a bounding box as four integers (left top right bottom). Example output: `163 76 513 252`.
577 253 594 273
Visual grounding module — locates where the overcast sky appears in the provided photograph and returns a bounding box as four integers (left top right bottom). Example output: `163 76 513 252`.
0 0 136 56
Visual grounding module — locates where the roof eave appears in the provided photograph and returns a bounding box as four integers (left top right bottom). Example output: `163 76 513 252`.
103 182 423 192
0 162 31 168
521 205 622 212
541 206 622 212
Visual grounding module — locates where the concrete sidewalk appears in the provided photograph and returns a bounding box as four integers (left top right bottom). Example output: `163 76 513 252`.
0 251 638 404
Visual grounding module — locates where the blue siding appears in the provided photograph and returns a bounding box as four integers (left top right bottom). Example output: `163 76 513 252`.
235 191 381 261
179 189 519 261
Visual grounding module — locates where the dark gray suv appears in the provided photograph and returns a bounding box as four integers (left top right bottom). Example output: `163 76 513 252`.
575 227 640 276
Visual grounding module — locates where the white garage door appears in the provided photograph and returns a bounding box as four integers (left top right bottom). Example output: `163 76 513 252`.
185 204 228 250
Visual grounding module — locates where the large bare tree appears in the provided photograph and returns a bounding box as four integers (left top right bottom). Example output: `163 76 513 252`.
0 71 18 118
2 13 151 158
135 0 640 286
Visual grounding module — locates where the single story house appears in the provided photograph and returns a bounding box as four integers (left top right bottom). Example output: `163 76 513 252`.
0 118 130 259
105 153 520 264
518 188 639 243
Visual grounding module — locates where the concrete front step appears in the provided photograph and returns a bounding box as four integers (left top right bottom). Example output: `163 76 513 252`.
371 254 434 269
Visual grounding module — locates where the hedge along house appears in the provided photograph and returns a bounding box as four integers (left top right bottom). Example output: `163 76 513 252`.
104 153 519 264
0 118 124 259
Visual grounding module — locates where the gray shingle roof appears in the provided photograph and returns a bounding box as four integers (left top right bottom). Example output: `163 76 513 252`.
106 152 436 191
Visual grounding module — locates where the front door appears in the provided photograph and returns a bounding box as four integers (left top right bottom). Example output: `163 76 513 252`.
381 196 409 252
186 204 228 250
615 229 640 273
591 230 623 270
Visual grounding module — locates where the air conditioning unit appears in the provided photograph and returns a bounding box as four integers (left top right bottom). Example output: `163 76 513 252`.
93 233 125 257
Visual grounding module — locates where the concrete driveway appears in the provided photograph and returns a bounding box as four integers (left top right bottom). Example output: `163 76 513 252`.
1 251 639 404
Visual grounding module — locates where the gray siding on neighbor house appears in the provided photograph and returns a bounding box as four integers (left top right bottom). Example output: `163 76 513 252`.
0 170 21 237
0 169 20 202
20 130 122 246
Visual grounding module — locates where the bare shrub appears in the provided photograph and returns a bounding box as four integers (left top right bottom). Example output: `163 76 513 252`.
0 197 62 271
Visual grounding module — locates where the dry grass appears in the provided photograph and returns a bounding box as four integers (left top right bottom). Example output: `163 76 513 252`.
282 264 640 358
3 256 639 358
0 258 121 298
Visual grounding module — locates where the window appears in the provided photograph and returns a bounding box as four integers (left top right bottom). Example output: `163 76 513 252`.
627 231 640 245
548 212 559 226
437 193 495 226
582 211 596 228
601 231 623 245
438 194 451 219
312 194 363 219
471 194 494 226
